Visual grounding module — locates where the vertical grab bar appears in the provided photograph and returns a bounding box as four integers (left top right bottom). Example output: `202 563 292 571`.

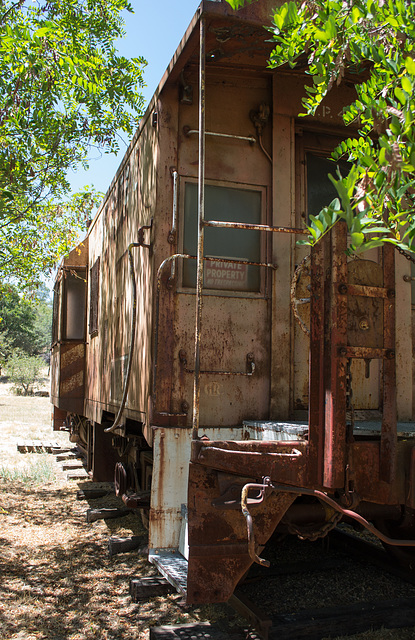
192 14 206 441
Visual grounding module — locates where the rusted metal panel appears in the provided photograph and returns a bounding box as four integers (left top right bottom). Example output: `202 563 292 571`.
308 233 327 487
171 295 270 427
350 440 411 506
57 341 85 415
381 244 397 483
408 446 415 510
186 461 295 603
271 110 295 420
61 238 89 268
202 0 285 24
395 253 413 421
191 439 308 487
324 222 348 489
50 345 60 404
52 406 67 431
149 424 286 551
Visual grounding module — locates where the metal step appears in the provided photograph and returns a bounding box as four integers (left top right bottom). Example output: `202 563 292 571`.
149 549 188 595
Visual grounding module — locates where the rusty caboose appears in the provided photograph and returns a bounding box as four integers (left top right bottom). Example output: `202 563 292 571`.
51 0 415 603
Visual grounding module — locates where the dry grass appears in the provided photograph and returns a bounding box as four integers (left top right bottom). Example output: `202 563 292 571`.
0 383 227 640
1 380 415 640
0 380 68 485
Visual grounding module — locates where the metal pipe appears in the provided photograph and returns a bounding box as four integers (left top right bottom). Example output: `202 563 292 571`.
192 14 206 442
105 242 141 433
169 169 179 243
105 223 152 433
258 133 272 163
241 482 270 567
184 128 256 145
272 482 415 547
169 170 179 280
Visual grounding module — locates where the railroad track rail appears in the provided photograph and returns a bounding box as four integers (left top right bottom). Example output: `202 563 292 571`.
230 531 415 639
328 526 415 586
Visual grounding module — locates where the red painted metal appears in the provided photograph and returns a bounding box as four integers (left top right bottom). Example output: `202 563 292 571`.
186 462 296 604
380 244 397 483
324 222 348 489
191 439 308 486
271 482 415 547
408 447 415 510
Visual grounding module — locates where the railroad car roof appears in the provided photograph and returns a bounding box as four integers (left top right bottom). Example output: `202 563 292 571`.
88 0 278 230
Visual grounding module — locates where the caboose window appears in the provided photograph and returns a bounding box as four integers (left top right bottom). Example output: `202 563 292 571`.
182 182 262 292
306 153 350 220
63 269 87 341
89 258 100 336
52 281 61 345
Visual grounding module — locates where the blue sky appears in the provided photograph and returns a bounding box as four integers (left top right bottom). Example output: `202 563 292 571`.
68 0 200 194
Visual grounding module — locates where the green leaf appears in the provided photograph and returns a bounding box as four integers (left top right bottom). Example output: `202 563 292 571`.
34 27 50 38
405 56 415 75
351 232 364 247
401 76 413 94
394 87 407 105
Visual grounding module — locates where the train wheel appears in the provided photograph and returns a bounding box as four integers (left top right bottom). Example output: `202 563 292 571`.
114 462 128 497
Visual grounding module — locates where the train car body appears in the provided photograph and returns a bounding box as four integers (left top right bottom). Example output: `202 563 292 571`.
51 0 415 604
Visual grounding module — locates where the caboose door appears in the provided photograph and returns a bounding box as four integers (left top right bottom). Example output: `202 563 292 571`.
292 131 383 420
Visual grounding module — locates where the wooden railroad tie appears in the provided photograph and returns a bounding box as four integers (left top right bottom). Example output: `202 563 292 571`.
76 489 108 500
56 451 80 462
67 469 89 480
268 597 415 640
229 591 272 640
150 623 229 640
61 460 85 471
108 535 147 557
130 576 175 602
86 507 132 523
17 440 61 453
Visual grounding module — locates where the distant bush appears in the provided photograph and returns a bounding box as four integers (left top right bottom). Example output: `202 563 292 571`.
5 351 44 396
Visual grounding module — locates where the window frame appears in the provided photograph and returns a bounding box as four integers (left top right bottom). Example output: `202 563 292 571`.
62 267 87 342
295 129 350 229
177 177 269 299
89 257 101 337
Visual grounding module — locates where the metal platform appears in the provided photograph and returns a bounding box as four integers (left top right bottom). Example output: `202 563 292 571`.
149 549 188 595
353 421 415 437
243 420 308 441
243 419 415 440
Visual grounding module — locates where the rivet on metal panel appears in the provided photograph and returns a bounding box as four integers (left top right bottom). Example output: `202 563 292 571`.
359 317 370 331
338 284 348 295
181 401 190 414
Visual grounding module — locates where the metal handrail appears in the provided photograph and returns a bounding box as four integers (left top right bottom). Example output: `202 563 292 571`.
183 126 256 145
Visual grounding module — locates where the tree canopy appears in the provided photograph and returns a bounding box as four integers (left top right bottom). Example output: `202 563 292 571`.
227 0 415 255
0 0 146 289
0 284 52 361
